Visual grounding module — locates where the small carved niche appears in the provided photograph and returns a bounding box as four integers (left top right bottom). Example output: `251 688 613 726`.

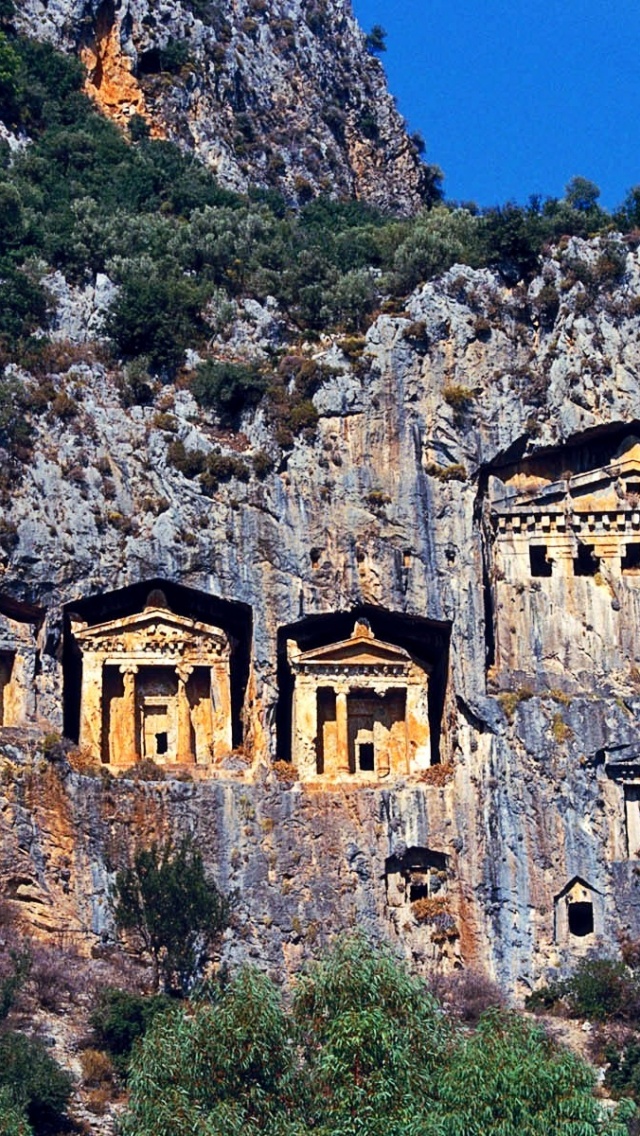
385 847 449 908
555 877 601 944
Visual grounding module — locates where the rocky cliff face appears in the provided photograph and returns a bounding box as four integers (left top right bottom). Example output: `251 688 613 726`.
14 0 433 212
3 235 640 996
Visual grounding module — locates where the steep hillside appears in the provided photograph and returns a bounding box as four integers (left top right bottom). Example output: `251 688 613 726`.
4 0 640 1064
14 0 438 211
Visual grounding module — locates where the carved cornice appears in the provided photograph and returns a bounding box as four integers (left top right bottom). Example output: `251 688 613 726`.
292 662 411 679
77 623 229 662
493 508 640 540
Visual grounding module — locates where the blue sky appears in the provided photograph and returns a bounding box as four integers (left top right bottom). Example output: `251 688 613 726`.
352 0 640 210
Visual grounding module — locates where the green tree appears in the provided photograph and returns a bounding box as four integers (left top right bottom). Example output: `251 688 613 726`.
0 1031 72 1134
292 934 449 1136
390 205 480 291
614 185 640 232
365 24 387 53
0 264 51 346
104 267 209 375
565 175 601 213
190 360 268 421
120 935 635 1136
0 1 15 27
0 1086 31 1136
121 968 297 1136
111 837 232 994
0 32 22 124
480 202 541 282
437 1009 633 1135
89 987 173 1078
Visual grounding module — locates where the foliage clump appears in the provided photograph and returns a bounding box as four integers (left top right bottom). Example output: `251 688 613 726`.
90 987 173 1078
190 360 267 421
0 910 74 1135
119 934 634 1136
111 837 233 995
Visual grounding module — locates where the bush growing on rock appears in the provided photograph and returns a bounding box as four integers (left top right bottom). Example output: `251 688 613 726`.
90 987 173 1078
111 837 233 995
0 1031 73 1135
190 360 267 420
105 269 209 375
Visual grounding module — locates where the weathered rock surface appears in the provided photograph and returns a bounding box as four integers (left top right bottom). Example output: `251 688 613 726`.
14 0 433 211
3 236 640 997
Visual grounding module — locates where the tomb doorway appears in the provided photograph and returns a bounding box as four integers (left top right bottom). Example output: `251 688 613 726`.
0 652 14 724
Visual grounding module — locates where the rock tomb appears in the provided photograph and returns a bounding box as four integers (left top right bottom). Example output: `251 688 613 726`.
286 619 431 781
70 590 232 768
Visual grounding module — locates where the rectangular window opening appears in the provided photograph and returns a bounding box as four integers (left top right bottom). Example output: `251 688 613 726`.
568 901 594 937
529 546 552 577
622 544 640 573
359 743 375 772
574 544 599 577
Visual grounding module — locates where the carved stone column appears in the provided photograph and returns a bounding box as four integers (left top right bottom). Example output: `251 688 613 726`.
176 664 194 764
116 664 138 767
336 686 350 775
210 661 232 760
79 651 104 759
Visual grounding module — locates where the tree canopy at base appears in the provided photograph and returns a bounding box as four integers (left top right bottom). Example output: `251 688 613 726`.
121 935 635 1136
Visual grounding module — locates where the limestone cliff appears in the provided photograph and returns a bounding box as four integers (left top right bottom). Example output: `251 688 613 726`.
3 234 640 998
14 0 434 211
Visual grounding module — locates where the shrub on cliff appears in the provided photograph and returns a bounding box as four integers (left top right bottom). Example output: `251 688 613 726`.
0 32 22 124
104 269 209 375
90 988 173 1078
0 376 32 457
111 837 233 995
190 360 267 420
527 957 640 1023
0 1087 30 1136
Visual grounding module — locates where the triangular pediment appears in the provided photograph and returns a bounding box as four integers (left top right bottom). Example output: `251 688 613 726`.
555 875 601 901
297 636 412 668
73 607 226 645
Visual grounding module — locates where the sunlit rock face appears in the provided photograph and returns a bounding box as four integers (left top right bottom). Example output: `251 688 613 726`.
5 239 640 994
14 0 431 212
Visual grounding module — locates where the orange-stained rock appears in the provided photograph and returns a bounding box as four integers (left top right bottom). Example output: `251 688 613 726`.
80 9 164 138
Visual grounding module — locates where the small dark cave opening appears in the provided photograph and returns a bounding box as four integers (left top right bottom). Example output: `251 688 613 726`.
568 902 594 937
62 578 252 748
275 606 451 765
136 48 162 75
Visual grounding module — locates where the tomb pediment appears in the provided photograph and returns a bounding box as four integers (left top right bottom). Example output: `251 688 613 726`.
72 606 229 663
291 621 413 672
